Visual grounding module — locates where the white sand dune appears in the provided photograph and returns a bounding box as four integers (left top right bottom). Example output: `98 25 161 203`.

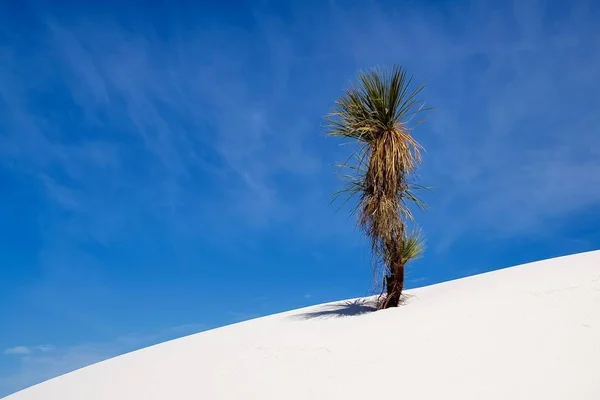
5 250 600 399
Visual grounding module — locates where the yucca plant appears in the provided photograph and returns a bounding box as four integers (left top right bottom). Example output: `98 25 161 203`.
379 229 426 308
326 65 430 309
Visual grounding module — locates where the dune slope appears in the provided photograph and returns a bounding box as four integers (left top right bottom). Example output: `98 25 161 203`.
5 250 600 399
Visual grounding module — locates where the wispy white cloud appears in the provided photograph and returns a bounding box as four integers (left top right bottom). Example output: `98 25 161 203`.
227 311 262 324
3 345 55 356
322 0 600 248
0 0 598 395
4 347 32 356
406 277 427 285
0 343 118 397
1 0 597 249
0 323 205 397
34 345 55 353
0 10 329 250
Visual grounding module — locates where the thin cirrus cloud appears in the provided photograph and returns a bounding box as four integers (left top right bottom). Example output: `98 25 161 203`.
0 324 205 397
1 15 327 246
333 0 600 247
3 345 55 356
0 0 599 396
3 347 32 356
0 343 119 396
1 1 598 253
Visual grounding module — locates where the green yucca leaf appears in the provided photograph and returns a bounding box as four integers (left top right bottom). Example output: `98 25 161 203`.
396 229 426 266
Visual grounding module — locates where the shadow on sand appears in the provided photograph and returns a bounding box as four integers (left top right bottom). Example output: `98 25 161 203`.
290 294 416 320
290 299 378 320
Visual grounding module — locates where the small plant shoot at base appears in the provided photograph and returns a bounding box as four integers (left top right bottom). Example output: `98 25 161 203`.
326 65 430 309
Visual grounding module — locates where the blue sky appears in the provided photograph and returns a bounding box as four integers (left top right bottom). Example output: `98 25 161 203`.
1 0 599 396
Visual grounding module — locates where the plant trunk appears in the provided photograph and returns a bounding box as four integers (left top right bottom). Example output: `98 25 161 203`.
381 263 405 309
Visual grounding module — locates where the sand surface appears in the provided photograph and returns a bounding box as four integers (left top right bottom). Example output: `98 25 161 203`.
5 250 600 399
